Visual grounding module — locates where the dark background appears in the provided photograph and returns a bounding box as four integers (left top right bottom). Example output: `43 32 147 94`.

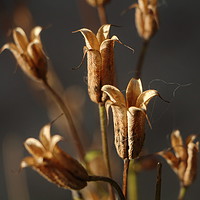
0 0 200 199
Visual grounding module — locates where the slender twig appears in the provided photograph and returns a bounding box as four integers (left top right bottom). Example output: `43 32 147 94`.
178 185 187 200
98 103 115 200
87 175 125 200
128 160 138 200
155 162 162 200
123 158 130 198
135 40 149 79
42 79 85 162
97 4 108 25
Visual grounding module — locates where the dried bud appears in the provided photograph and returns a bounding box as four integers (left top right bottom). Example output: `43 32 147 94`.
158 130 199 187
74 24 120 103
131 0 159 40
102 78 159 159
86 0 110 7
21 124 89 190
1 26 47 81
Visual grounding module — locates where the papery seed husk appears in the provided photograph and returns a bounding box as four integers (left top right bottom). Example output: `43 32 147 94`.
33 161 87 190
183 142 198 186
53 145 89 180
100 39 116 102
86 48 102 103
127 107 146 159
111 106 128 159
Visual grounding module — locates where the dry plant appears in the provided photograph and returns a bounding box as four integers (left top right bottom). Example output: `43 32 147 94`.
0 0 199 200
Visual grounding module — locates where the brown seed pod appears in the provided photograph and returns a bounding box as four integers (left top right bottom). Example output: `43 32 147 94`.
21 124 88 190
102 78 159 159
1 27 48 81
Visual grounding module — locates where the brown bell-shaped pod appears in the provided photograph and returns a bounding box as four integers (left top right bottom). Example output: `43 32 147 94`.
1 26 48 82
127 107 146 159
86 0 110 7
134 0 159 40
21 124 89 190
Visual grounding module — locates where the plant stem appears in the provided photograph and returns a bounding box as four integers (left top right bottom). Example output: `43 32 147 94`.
42 79 85 162
97 4 108 25
98 103 115 200
155 162 162 200
135 40 149 79
128 160 138 200
178 185 187 200
88 175 125 200
123 158 130 198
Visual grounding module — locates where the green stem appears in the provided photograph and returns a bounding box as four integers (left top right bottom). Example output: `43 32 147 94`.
42 79 85 162
98 103 115 200
123 158 130 198
178 185 187 200
155 162 162 200
128 160 138 200
88 175 125 200
135 40 149 79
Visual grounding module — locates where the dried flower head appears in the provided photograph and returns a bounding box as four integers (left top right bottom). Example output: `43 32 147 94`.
1 26 47 81
102 78 159 159
74 24 120 103
86 0 110 7
129 0 159 40
21 124 89 190
158 130 199 187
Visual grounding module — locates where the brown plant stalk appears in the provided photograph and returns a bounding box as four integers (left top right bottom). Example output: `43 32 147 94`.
99 103 115 200
134 40 149 79
122 158 130 198
42 79 85 162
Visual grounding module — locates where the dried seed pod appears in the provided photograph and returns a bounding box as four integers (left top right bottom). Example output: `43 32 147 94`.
158 130 199 187
127 0 159 40
74 24 120 103
1 27 48 81
21 124 88 190
102 78 159 159
86 0 110 7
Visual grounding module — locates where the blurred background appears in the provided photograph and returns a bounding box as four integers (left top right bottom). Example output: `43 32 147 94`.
0 0 200 199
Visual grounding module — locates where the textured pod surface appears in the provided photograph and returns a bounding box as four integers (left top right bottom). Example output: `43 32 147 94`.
127 107 146 159
112 105 128 159
87 49 102 103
